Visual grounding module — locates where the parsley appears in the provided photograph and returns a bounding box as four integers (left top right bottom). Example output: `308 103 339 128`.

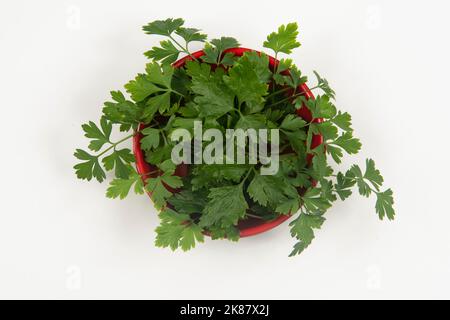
289 213 326 256
186 61 234 118
248 172 298 209
75 19 396 256
223 52 270 111
264 22 301 56
200 184 249 229
74 149 106 183
140 127 160 151
203 37 240 65
106 165 145 199
155 209 205 251
313 71 336 99
142 18 185 37
143 18 206 63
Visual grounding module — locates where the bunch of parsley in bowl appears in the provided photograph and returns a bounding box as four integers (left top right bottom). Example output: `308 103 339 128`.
74 18 395 256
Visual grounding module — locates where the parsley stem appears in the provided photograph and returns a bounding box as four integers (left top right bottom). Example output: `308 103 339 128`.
169 36 198 61
140 170 159 178
266 87 292 99
171 89 185 98
331 174 380 195
240 168 254 186
266 85 321 108
161 131 169 145
274 53 279 75
266 91 305 108
96 133 135 158
246 213 265 220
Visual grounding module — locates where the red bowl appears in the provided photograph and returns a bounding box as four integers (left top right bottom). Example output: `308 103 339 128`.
133 48 323 238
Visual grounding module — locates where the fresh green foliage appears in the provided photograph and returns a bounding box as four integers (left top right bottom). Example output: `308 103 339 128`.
102 91 141 129
74 149 106 183
314 71 336 99
82 117 112 152
186 61 235 118
264 23 301 56
200 184 249 229
106 165 144 199
140 127 160 151
376 189 395 221
191 164 249 190
75 18 396 257
143 18 207 65
289 213 325 256
143 18 185 37
145 40 180 65
102 148 134 179
176 28 207 44
144 160 184 209
248 173 298 209
155 209 205 251
203 37 240 65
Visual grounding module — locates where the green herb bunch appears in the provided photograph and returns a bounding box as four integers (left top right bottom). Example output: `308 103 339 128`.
74 18 395 256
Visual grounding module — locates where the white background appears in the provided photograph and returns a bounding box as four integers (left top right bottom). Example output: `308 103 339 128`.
1 0 449 300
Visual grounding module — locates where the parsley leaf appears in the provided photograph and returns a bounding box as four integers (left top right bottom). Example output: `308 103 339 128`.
140 127 160 151
102 91 141 126
312 122 338 142
224 52 270 111
335 172 355 201
209 225 240 242
264 23 301 55
348 164 371 197
186 61 234 118
347 160 388 201
144 161 184 207
313 71 336 99
155 209 204 251
210 37 240 52
176 27 207 43
203 37 240 65
235 114 267 130
312 147 333 179
364 159 384 191
145 40 180 65
125 74 161 102
248 173 298 209
125 63 178 120
332 111 353 132
168 189 208 215
200 184 248 228
192 164 249 190
145 62 175 89
289 213 325 257
82 117 112 152
309 95 337 119
276 198 301 215
331 132 362 155
106 166 144 199
376 189 395 221
301 188 333 213
146 176 176 210
146 144 173 165
326 145 344 164
74 149 106 183
102 148 134 179
142 18 185 37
